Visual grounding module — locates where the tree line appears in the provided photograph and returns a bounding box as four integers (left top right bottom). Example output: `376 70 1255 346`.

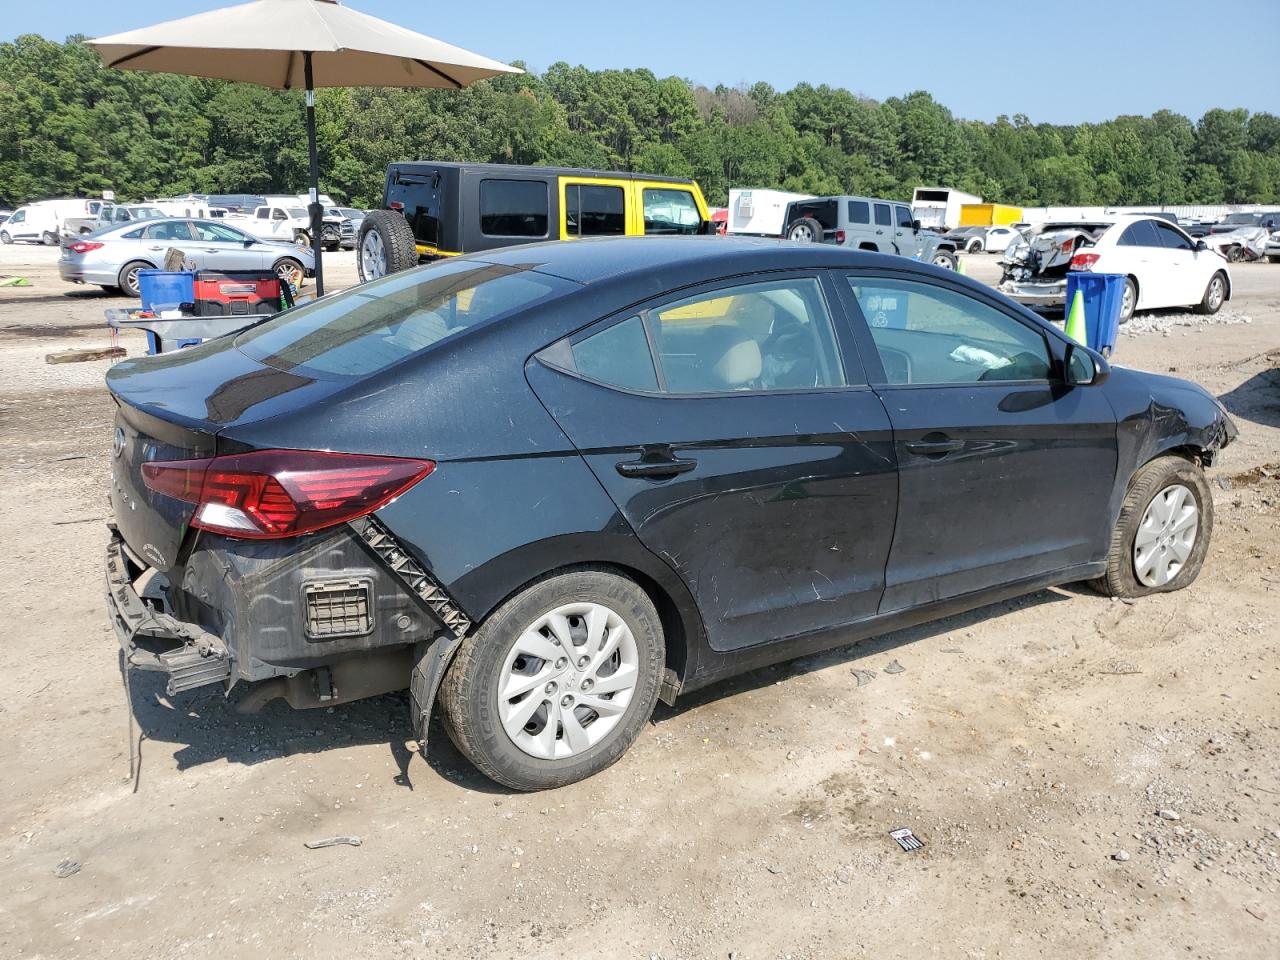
2 34 1278 211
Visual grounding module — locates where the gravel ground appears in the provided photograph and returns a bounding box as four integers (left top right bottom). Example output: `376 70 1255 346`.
0 244 1277 960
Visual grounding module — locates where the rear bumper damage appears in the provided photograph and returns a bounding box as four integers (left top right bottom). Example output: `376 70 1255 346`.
998 279 1066 309
106 517 466 711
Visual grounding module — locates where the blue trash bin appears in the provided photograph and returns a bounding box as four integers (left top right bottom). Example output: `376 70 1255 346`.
1064 272 1125 356
137 270 194 313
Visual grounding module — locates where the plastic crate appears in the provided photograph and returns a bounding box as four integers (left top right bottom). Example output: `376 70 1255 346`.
137 270 194 313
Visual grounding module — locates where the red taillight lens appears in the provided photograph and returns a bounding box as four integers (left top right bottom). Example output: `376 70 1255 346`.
142 449 434 539
68 240 104 254
1071 252 1100 271
388 201 404 211
835 230 846 244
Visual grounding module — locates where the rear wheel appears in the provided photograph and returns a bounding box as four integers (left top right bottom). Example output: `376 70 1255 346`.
273 257 305 291
785 217 825 243
1090 455 1212 598
42 231 59 246
357 210 418 283
118 260 149 298
1194 271 1226 315
1268 255 1280 264
438 568 664 791
1119 277 1137 324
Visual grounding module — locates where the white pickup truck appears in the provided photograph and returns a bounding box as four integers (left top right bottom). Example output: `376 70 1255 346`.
227 204 350 250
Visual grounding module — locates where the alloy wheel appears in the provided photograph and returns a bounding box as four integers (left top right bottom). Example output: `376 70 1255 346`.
1207 276 1224 311
360 230 387 280
1134 483 1198 587
275 260 304 290
497 601 640 760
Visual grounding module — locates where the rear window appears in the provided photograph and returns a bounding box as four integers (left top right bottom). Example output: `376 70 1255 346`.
480 179 548 237
792 200 838 230
235 259 573 379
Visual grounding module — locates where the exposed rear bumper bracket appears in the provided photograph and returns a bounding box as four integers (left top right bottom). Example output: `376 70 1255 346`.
351 516 472 637
106 526 232 696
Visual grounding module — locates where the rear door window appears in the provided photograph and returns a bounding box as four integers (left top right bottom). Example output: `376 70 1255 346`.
571 316 659 391
848 200 870 224
1117 220 1161 247
874 203 892 227
143 221 195 242
235 259 573 379
642 188 700 235
564 184 625 236
479 179 549 237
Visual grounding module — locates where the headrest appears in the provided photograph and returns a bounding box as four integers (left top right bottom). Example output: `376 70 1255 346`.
710 330 762 387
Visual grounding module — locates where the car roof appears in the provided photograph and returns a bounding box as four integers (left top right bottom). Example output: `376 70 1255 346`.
462 236 942 287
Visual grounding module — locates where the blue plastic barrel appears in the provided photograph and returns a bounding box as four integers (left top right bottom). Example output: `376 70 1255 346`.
1064 272 1125 356
137 270 194 313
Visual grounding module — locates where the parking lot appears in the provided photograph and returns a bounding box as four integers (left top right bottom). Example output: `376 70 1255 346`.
1 243 1277 959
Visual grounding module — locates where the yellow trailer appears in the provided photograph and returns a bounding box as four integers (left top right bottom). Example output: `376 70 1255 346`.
959 203 1022 227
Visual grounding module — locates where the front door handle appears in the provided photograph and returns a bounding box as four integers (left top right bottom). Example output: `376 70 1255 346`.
616 456 697 479
905 437 965 457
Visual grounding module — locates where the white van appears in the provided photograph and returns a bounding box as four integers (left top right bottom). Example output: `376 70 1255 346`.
0 204 64 245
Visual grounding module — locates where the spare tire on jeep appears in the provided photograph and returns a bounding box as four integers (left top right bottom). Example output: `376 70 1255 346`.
358 210 419 283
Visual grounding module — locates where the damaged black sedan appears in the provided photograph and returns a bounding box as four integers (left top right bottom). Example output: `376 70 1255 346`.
106 237 1236 790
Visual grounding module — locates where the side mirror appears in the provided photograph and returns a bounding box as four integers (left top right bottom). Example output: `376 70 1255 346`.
1195 239 1208 251
912 219 922 231
244 239 254 247
698 219 716 235
1065 341 1110 386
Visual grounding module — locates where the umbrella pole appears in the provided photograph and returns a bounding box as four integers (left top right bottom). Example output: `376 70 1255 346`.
304 51 324 298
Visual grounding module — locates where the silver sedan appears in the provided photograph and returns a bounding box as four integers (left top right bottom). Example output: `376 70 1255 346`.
58 218 315 296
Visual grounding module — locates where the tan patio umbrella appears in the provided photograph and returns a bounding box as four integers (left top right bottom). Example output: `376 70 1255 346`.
89 0 520 295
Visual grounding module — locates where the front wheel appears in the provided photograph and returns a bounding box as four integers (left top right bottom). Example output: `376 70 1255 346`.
273 257 305 291
0 231 10 244
1118 277 1137 324
437 568 665 791
1090 455 1212 598
931 250 957 270
1194 272 1227 315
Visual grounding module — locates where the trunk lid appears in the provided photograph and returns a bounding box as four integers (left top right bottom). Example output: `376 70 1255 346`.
105 338 353 570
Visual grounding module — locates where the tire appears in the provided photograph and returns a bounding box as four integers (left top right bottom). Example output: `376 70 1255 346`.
1267 255 1280 264
1225 245 1243 263
931 250 958 270
1089 455 1212 598
273 257 305 291
1194 271 1227 315
968 239 984 253
0 231 10 244
358 209 418 283
42 231 59 246
785 217 825 243
117 260 150 298
1118 277 1137 324
292 229 312 249
437 567 665 791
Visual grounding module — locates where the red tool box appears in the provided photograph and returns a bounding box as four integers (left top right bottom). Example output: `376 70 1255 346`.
193 271 293 316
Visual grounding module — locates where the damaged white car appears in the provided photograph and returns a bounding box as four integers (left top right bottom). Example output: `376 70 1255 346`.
1000 215 1231 322
1202 226 1269 263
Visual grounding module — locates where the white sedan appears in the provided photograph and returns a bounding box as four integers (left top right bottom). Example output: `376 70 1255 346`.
980 224 1021 253
1000 215 1230 322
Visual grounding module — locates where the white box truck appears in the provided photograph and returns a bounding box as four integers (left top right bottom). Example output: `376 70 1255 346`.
911 187 982 230
727 188 814 237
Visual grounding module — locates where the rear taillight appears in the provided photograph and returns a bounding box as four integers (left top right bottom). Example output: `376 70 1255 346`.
1071 252 1100 271
142 449 434 539
834 230 846 244
68 240 104 254
1059 238 1076 254
388 201 404 211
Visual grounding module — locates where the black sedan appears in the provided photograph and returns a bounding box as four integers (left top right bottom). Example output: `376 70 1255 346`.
105 237 1236 790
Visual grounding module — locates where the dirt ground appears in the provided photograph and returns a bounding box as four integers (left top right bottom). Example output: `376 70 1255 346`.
0 244 1276 960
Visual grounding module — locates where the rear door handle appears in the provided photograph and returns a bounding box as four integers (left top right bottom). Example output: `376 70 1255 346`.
905 437 965 457
615 456 697 479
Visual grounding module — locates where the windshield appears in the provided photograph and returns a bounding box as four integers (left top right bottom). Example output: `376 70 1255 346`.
287 207 307 219
1222 213 1256 224
339 208 362 218
130 207 164 219
235 258 574 380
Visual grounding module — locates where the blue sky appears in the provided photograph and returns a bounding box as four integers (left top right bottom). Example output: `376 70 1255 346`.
10 1 1280 124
